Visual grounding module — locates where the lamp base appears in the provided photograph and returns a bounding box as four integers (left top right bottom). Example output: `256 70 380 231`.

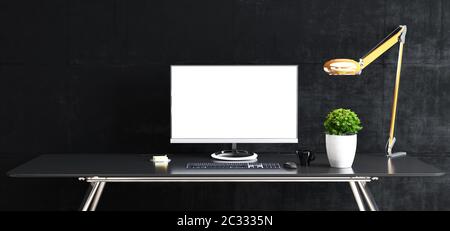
387 152 407 159
385 137 407 159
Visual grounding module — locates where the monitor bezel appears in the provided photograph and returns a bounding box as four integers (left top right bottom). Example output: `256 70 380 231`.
170 65 299 144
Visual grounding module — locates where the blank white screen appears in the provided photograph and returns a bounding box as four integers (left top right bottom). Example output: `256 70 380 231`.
171 66 298 143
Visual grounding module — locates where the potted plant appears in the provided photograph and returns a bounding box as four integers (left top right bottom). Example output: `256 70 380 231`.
324 108 362 168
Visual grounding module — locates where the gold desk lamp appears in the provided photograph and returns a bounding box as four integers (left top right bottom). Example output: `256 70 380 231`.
323 25 408 158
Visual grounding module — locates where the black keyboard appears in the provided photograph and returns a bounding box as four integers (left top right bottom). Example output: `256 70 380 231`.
186 162 281 169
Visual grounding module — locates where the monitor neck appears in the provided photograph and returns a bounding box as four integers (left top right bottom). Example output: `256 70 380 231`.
232 143 238 153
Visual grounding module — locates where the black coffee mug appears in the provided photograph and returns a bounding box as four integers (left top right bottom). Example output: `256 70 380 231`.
297 150 315 166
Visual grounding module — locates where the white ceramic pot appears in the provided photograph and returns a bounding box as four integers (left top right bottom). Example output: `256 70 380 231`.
325 134 357 168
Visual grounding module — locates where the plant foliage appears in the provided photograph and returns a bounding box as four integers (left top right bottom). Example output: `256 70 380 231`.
324 108 362 135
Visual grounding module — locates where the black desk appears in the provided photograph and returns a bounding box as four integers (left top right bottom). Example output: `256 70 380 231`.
8 153 444 211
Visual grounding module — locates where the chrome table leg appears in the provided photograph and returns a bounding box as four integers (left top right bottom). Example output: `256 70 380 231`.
357 182 379 211
89 182 106 211
349 181 366 211
80 182 101 211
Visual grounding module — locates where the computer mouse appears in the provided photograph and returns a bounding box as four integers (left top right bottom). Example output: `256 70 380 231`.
283 162 298 169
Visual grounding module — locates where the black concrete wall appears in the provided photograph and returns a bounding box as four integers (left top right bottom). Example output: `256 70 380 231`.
0 0 449 210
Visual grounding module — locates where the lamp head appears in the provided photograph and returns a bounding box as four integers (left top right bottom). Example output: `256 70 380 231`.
323 59 362 76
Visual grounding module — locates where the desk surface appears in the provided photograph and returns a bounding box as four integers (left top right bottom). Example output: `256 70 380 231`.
7 153 444 178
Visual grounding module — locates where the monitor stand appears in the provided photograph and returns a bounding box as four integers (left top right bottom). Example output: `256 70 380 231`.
211 143 258 161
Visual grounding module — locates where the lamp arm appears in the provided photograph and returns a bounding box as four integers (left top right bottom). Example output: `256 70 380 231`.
359 26 407 70
357 25 408 157
387 36 406 157
386 26 407 157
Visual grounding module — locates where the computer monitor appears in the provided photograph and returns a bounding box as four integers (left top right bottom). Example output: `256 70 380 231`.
170 65 298 160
